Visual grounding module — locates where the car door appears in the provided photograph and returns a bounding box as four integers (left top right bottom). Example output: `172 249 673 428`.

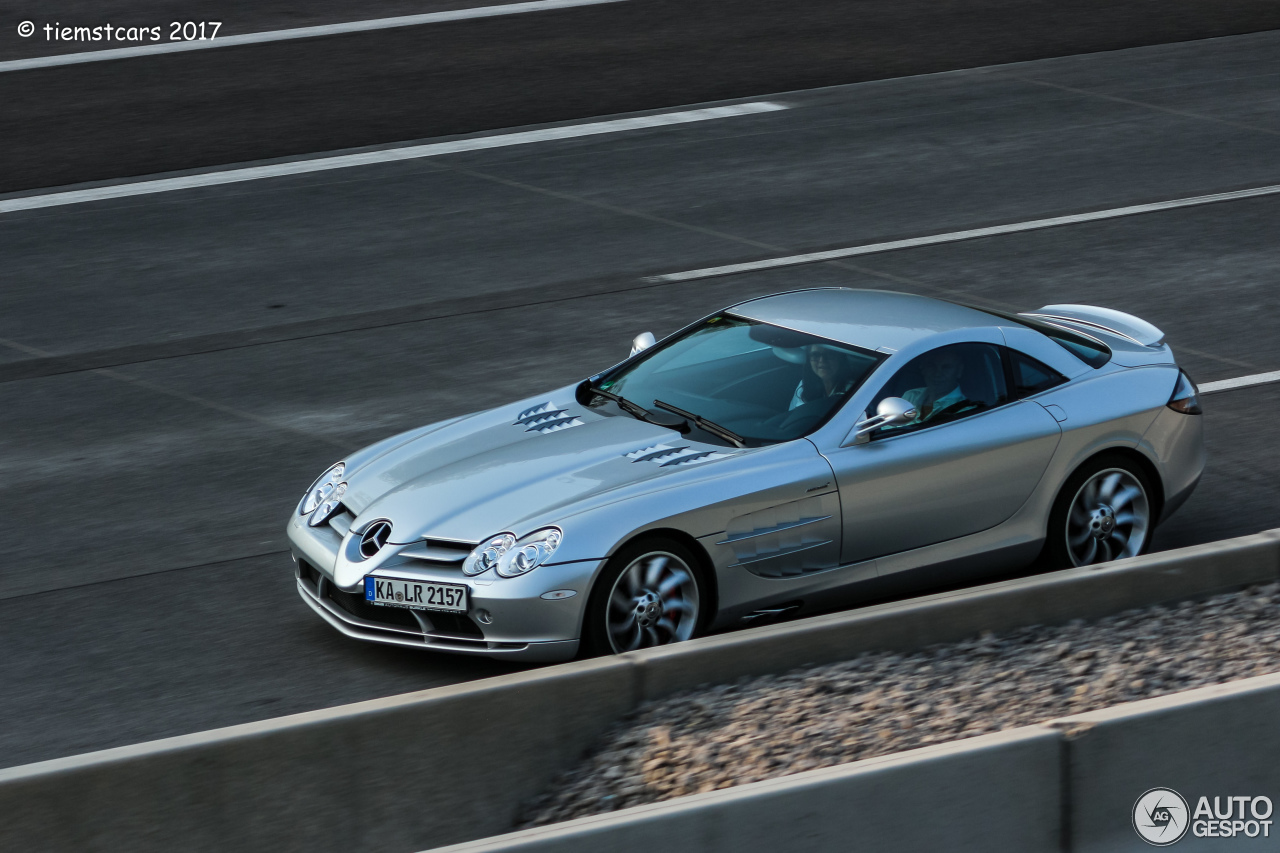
821 342 1062 566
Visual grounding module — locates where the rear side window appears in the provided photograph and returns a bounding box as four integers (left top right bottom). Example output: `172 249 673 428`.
956 302 1112 369
1042 326 1111 368
1008 349 1068 398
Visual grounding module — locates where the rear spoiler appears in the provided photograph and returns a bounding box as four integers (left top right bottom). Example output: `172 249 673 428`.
1020 304 1165 348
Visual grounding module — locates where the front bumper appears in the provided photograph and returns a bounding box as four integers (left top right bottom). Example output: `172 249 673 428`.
295 567 577 662
288 515 594 662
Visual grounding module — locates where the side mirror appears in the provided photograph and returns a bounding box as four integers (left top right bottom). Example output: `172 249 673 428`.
630 332 656 356
845 397 918 445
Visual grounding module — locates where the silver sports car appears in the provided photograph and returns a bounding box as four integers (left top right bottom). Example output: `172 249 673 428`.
288 288 1205 661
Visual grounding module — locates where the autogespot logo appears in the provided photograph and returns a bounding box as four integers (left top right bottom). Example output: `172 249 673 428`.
1133 789 1275 844
1134 788 1190 846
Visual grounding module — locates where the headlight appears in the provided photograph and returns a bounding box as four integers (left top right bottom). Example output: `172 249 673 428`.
307 482 347 527
463 533 516 576
497 527 562 578
462 528 563 578
301 462 346 514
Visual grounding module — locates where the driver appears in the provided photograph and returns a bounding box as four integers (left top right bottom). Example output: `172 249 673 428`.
902 348 968 423
789 345 857 410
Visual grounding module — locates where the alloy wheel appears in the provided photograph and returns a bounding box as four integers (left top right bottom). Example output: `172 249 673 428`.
605 551 700 653
1065 467 1150 566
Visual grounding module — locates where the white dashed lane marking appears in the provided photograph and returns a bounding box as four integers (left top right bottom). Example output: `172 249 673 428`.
0 102 788 214
1200 371 1280 395
646 183 1280 283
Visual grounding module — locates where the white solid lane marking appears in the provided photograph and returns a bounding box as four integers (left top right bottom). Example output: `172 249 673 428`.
0 0 626 72
647 183 1280 282
1200 371 1280 394
0 102 788 214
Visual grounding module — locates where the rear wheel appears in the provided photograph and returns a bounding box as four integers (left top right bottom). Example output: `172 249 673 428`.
582 538 705 656
1047 455 1153 568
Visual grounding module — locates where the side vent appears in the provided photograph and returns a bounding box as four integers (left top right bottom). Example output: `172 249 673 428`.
719 493 841 578
515 402 584 434
625 443 731 467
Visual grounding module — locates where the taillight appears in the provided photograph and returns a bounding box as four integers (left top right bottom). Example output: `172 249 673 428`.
1167 370 1202 415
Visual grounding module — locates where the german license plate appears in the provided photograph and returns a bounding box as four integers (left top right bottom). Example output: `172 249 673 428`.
364 576 468 613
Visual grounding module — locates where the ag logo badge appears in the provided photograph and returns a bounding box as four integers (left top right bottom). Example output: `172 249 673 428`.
1134 788 1190 846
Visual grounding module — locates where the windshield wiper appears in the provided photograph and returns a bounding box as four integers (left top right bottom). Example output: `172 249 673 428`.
584 385 686 429
652 400 747 448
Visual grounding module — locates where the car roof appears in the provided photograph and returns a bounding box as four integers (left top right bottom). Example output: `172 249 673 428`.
728 288 1000 352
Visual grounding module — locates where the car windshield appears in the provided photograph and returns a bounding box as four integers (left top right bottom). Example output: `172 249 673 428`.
597 315 883 445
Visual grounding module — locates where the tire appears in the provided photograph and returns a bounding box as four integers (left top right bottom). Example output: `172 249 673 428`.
1045 453 1155 569
581 537 706 657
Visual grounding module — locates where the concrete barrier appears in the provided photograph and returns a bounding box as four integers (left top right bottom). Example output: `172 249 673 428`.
430 675 1280 853
0 658 637 853
428 728 1064 853
1059 673 1280 852
0 530 1276 852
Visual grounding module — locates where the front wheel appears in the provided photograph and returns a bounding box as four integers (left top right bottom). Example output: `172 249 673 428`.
581 538 705 656
1046 455 1154 568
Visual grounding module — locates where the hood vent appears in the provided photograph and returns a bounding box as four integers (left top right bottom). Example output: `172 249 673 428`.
515 402 584 434
328 507 355 538
399 538 475 564
625 443 731 467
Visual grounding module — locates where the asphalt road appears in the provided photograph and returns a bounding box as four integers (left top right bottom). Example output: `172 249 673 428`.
4 0 1279 191
1 32 1278 769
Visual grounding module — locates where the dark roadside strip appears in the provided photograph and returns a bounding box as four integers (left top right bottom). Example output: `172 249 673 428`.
4 0 1279 193
0 549 290 603
0 271 656 384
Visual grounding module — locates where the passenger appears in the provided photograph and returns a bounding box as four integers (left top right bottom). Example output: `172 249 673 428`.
902 348 968 423
789 345 858 410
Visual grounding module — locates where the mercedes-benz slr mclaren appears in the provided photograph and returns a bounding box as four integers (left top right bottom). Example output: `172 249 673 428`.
287 288 1205 661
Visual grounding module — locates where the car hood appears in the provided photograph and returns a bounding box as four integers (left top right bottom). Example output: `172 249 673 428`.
340 395 743 543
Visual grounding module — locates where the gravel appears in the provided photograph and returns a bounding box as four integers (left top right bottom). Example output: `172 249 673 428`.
520 582 1280 827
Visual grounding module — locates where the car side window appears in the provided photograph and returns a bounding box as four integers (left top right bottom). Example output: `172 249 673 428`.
1008 348 1068 398
866 342 1009 438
